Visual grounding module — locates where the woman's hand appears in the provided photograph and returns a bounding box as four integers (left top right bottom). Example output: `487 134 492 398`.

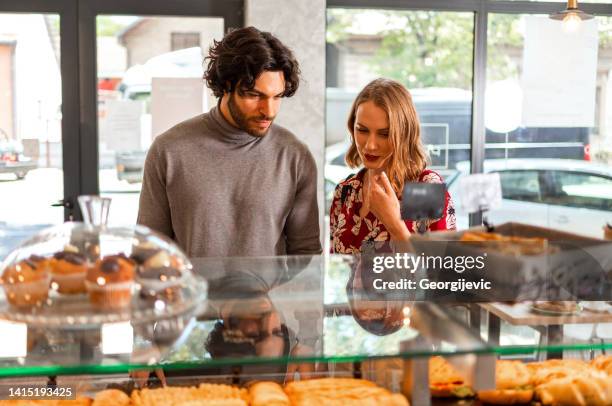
285 344 315 382
129 368 166 389
369 172 410 241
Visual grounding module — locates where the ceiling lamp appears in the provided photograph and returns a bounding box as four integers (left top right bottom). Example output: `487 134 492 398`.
550 0 594 32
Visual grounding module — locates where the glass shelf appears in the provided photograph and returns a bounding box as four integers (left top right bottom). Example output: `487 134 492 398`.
0 255 609 378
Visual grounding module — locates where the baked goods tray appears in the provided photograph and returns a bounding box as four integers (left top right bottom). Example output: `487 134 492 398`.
0 279 207 329
410 222 612 302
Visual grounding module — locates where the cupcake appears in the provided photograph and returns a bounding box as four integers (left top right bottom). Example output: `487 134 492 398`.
130 243 183 269
49 248 88 294
1 258 50 308
137 266 184 303
27 254 51 272
86 254 135 310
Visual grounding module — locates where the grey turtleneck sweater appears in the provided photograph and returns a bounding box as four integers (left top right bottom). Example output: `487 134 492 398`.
137 106 322 258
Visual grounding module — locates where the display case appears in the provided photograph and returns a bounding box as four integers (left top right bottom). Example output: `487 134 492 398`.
0 249 611 405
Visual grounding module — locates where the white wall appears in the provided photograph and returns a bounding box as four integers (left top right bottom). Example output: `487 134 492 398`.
246 0 327 229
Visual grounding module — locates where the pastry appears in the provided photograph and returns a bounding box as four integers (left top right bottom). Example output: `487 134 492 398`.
86 254 135 310
27 255 51 272
592 355 612 375
428 356 474 398
285 378 409 406
249 381 289 406
536 374 612 406
49 249 89 294
59 399 93 405
130 383 248 406
532 301 581 314
92 389 130 406
527 359 600 386
172 401 247 406
136 266 183 303
0 397 92 405
477 360 533 404
1 257 50 308
130 244 182 270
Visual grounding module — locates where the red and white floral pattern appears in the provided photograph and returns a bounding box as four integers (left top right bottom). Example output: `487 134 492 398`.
330 169 456 254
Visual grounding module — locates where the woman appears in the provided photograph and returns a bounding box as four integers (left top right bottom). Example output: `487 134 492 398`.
330 78 456 254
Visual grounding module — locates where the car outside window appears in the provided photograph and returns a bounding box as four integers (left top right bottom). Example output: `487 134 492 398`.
331 153 345 166
495 170 543 203
547 171 612 211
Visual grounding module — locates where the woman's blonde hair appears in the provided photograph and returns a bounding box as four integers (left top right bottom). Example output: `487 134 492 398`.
346 78 428 194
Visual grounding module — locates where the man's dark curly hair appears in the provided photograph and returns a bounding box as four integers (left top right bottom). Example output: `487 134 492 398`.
204 26 300 98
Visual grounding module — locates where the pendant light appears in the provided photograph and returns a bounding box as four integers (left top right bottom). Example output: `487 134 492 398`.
550 0 594 32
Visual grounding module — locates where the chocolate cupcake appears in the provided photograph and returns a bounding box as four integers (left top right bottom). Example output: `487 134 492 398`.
131 243 183 269
49 249 89 294
86 254 135 310
1 257 50 308
137 266 184 303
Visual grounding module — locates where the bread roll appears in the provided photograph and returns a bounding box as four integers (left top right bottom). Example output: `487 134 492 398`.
476 360 533 404
477 389 534 405
429 356 473 398
93 389 130 406
285 377 409 406
249 382 289 406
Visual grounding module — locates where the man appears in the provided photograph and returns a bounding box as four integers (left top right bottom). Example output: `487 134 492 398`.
137 26 321 257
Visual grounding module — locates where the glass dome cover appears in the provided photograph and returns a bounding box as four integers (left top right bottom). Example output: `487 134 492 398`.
0 196 206 329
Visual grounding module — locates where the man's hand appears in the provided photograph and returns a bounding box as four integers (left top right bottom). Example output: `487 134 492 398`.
370 172 410 241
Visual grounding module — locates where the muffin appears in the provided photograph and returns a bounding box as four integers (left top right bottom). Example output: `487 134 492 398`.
86 254 135 310
1 257 50 308
27 254 51 272
130 243 183 269
137 266 184 303
50 249 89 294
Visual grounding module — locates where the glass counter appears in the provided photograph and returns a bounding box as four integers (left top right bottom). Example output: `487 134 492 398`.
0 254 609 379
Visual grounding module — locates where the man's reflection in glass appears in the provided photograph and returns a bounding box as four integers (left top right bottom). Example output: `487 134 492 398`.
205 271 315 382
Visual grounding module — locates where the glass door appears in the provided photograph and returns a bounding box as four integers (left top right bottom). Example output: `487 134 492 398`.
78 0 243 226
0 0 80 258
95 15 224 225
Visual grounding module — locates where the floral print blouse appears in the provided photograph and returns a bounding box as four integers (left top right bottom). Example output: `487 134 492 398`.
330 169 456 254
